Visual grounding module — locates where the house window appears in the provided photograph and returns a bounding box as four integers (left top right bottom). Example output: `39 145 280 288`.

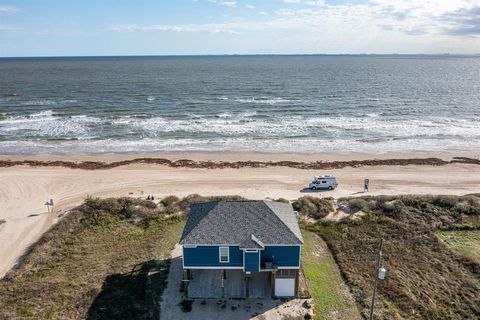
219 247 229 263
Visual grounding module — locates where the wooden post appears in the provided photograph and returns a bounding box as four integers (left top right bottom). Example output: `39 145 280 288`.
271 271 276 298
221 270 225 298
182 270 190 299
245 274 250 298
369 239 383 320
294 269 299 298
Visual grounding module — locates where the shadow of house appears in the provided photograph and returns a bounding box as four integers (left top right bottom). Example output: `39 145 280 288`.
87 259 170 320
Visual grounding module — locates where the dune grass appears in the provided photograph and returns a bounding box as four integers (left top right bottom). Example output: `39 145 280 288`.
309 194 480 319
0 197 184 319
436 230 480 264
0 194 245 319
301 230 360 320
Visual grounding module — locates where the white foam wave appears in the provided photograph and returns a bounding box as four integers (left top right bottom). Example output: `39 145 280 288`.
0 111 102 137
107 115 480 139
2 135 480 155
1 113 480 154
22 100 57 106
234 97 292 105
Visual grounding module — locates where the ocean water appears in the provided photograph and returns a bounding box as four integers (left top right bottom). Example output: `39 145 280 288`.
0 55 479 155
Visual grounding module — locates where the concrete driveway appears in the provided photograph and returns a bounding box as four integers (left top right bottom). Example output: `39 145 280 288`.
159 244 311 320
188 269 270 299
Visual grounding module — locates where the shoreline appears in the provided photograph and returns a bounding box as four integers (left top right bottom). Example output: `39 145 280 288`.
1 151 479 170
1 150 479 162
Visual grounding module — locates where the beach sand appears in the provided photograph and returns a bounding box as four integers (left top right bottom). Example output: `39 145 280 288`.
1 151 480 277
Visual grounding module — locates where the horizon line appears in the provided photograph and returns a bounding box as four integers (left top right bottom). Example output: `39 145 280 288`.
1 53 480 59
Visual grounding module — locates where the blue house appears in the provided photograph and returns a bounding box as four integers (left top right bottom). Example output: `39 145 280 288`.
180 200 304 298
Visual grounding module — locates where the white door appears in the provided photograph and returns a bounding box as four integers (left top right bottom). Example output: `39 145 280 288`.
275 278 295 297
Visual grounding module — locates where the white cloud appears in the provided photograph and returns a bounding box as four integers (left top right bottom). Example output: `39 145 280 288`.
305 1 325 5
208 0 237 7
275 8 295 16
245 4 255 10
111 23 240 34
221 1 236 7
111 0 480 53
113 1 480 37
0 5 18 12
284 0 301 3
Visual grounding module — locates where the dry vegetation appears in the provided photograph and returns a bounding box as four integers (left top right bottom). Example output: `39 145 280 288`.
1 194 479 320
308 194 480 320
293 196 335 219
0 194 243 319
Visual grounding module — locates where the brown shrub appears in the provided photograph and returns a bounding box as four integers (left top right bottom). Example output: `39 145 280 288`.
161 195 180 207
292 196 335 219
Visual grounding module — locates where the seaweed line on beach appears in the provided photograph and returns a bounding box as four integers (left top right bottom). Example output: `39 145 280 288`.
0 156 479 170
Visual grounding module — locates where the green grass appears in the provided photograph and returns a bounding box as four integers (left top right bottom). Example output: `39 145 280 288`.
436 230 480 264
302 230 360 320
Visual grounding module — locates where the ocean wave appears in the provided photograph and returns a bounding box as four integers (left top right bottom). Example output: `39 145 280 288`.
1 112 480 153
105 115 480 138
215 111 257 118
233 97 293 105
0 111 102 137
21 100 57 106
1 135 479 155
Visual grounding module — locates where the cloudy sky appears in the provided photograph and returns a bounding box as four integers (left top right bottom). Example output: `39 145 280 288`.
0 0 479 57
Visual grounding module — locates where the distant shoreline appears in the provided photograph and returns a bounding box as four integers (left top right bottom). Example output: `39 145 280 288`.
1 53 480 59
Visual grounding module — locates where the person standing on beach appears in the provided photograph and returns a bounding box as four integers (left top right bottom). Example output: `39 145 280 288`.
364 179 369 192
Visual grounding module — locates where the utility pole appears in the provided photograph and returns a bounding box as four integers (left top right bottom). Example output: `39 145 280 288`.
369 238 385 320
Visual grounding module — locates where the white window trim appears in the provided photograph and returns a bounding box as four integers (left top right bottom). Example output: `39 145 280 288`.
219 247 229 263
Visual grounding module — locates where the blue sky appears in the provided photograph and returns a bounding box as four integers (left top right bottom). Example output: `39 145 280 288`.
0 0 479 57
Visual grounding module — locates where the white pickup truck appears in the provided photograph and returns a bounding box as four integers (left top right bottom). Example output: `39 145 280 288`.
309 175 338 190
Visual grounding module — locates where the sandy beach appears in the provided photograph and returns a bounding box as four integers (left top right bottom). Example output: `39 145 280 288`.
1 152 480 278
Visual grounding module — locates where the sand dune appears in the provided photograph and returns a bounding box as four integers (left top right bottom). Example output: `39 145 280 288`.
1 153 480 277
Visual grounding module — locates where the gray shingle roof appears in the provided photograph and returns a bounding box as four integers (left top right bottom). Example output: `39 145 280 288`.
180 200 304 246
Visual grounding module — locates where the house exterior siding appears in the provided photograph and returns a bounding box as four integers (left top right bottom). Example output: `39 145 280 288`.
183 245 300 269
261 246 300 268
183 246 243 268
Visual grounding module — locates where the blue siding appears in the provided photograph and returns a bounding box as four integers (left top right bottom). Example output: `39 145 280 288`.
183 246 243 268
244 251 260 272
261 246 300 267
183 245 301 269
